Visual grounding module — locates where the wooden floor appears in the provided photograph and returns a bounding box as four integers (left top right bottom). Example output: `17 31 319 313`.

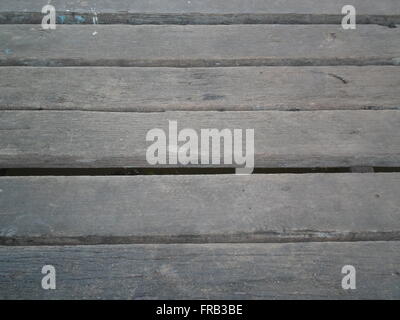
0 0 400 299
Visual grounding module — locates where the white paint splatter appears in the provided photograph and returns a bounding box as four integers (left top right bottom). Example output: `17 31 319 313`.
91 8 98 24
0 227 17 237
90 8 98 36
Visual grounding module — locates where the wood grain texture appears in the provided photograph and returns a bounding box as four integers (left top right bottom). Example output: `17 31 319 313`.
1 0 399 24
0 174 400 244
1 242 400 299
1 110 400 168
2 0 399 14
2 66 400 112
1 25 400 67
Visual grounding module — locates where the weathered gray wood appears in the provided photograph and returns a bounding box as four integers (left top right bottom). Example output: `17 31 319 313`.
1 25 399 67
2 66 400 112
1 110 400 168
3 0 399 14
1 242 399 299
1 0 399 24
1 174 400 244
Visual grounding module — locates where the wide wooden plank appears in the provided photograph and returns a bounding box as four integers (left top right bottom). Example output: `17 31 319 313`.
1 242 399 299
0 110 400 168
2 66 400 112
1 0 399 24
1 174 400 244
1 25 399 67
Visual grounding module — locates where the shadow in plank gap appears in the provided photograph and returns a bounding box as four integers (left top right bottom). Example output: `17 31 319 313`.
2 167 400 176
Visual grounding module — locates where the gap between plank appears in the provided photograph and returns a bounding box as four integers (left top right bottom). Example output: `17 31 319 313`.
1 57 399 67
1 231 400 246
1 106 399 112
1 167 400 176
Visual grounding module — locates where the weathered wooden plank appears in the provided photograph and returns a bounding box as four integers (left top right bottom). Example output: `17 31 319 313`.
1 25 399 67
1 0 399 24
1 174 400 244
1 242 399 299
3 0 400 14
1 110 400 168
2 66 400 112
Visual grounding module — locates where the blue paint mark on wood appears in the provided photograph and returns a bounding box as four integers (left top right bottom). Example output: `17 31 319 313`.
74 15 85 24
57 15 67 24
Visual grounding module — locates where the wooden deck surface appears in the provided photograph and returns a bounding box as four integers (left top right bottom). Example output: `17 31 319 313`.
1 242 400 299
0 0 399 299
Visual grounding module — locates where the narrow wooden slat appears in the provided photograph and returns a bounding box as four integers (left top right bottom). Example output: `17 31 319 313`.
1 25 399 67
1 110 400 168
1 242 399 299
0 174 400 244
3 0 399 14
1 0 399 24
1 66 400 112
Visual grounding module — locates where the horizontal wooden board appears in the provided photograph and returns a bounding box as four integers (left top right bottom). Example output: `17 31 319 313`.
1 25 399 67
3 0 400 14
1 66 400 112
1 0 399 24
1 242 400 299
0 110 400 168
0 174 400 244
